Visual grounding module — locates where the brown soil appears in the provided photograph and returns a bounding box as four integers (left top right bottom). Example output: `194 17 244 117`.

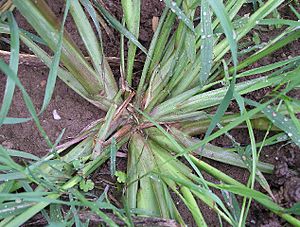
0 1 299 226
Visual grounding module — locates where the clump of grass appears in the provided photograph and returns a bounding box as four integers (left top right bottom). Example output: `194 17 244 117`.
0 0 300 226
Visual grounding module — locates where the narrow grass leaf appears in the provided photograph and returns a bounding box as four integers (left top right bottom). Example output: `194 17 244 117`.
234 92 258 191
191 156 300 226
92 97 118 158
199 0 238 146
80 0 103 44
234 29 300 73
127 139 139 209
247 99 300 147
3 148 40 161
20 29 46 45
170 129 273 173
164 0 194 32
2 189 68 226
206 0 237 66
135 108 211 192
157 172 234 224
285 100 300 133
203 80 235 145
69 193 81 227
221 190 241 222
290 5 300 20
19 32 103 107
93 0 147 54
72 189 118 227
49 128 66 154
285 202 300 215
41 0 70 112
238 56 300 78
181 187 207 226
0 173 26 182
0 12 19 126
121 0 140 85
110 137 117 176
199 0 213 86
0 181 14 204
0 146 25 171
0 202 36 219
185 28 196 62
136 8 169 96
212 184 282 212
187 99 273 153
259 18 300 28
13 0 105 96
70 0 119 100
49 204 63 223
0 61 52 147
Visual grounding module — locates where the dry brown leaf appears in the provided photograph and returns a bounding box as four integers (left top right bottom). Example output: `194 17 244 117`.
152 16 159 32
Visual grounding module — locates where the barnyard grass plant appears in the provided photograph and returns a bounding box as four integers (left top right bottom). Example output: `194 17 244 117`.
0 0 300 226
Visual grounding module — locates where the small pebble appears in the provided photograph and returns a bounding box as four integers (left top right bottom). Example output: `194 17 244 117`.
52 109 61 120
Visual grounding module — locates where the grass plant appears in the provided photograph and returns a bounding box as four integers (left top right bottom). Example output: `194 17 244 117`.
0 0 300 226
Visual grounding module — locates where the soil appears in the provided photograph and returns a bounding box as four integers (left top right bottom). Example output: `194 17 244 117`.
0 1 299 226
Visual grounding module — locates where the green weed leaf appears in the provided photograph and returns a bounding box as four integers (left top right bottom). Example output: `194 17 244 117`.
79 179 95 192
115 171 126 183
